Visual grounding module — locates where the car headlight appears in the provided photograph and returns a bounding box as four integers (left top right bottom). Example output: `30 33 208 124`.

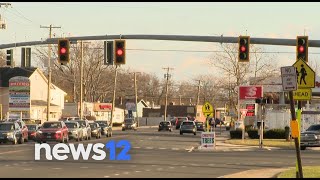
7 132 13 137
72 130 77 133
38 130 42 134
122 124 125 127
132 124 136 127
93 129 97 132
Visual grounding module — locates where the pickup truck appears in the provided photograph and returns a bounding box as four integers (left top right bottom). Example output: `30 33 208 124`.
300 124 320 150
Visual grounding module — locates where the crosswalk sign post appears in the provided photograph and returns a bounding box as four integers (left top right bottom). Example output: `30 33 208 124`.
202 102 214 132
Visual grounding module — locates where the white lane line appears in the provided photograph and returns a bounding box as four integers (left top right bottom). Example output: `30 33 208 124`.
159 148 167 150
169 167 175 169
0 149 32 155
156 168 163 171
135 171 141 173
114 174 120 176
190 163 199 166
5 165 10 167
151 165 157 167
123 172 129 175
208 164 215 166
187 147 195 152
52 168 61 170
172 148 179 150
23 169 32 171
80 167 88 169
104 176 110 178
146 147 154 149
181 166 186 168
133 147 141 149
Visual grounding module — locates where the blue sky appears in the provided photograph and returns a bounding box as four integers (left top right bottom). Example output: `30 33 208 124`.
1 2 320 81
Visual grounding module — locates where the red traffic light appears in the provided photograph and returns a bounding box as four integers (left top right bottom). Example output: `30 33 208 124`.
116 49 123 56
240 46 246 52
298 46 304 53
60 47 67 54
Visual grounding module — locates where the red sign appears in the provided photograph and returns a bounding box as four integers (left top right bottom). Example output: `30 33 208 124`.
245 104 256 117
99 104 112 109
239 86 263 100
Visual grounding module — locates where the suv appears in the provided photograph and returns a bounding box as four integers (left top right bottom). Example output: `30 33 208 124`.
180 121 197 135
75 120 91 140
122 118 137 131
65 121 83 141
37 121 69 143
0 122 25 144
300 124 320 150
96 121 112 137
158 121 172 132
175 117 189 129
8 119 29 142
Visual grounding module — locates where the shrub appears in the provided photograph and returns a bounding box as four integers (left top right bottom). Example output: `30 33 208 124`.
264 129 286 139
230 129 243 139
247 129 259 139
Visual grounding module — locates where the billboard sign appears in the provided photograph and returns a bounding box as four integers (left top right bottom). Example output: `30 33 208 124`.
239 86 263 100
9 76 31 112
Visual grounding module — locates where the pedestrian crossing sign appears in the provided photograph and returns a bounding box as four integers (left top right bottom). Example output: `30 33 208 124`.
293 59 315 88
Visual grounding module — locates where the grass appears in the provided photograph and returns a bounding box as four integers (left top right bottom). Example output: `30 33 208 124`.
225 139 295 148
278 166 320 178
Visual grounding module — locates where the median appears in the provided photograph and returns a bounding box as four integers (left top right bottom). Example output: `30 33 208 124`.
277 166 320 178
225 139 295 148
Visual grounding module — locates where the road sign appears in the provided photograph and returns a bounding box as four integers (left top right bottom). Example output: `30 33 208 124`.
293 59 315 88
200 132 215 149
293 88 312 100
202 101 213 113
204 112 214 118
281 66 297 91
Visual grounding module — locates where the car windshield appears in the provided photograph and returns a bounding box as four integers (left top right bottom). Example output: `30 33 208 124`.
90 123 97 128
42 122 62 129
182 122 194 126
124 119 134 124
306 125 320 131
0 124 14 131
26 125 37 130
160 122 170 125
65 123 77 129
76 121 86 127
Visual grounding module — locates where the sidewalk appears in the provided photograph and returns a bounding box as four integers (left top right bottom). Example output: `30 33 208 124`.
218 168 288 178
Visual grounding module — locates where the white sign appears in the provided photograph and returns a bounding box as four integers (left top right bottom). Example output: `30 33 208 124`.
200 132 215 149
281 66 297 91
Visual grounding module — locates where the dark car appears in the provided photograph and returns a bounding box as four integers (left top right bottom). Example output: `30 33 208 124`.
195 122 205 131
36 121 69 143
0 122 24 144
122 118 137 131
65 121 83 141
158 121 172 132
26 124 40 141
300 124 320 150
96 121 112 137
89 122 102 139
180 121 197 135
175 117 188 129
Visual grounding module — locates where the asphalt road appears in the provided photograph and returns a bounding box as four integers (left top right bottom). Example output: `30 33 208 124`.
0 127 319 178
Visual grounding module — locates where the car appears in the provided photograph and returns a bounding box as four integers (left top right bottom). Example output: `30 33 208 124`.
0 122 25 144
96 121 112 137
175 117 189 129
36 121 69 143
8 119 29 142
89 122 102 139
195 121 205 131
300 124 320 150
26 124 40 141
158 121 172 132
122 118 137 131
75 120 92 140
65 121 83 141
180 121 197 135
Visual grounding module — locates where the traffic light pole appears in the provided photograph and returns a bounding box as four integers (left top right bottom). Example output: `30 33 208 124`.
110 66 118 127
40 24 61 122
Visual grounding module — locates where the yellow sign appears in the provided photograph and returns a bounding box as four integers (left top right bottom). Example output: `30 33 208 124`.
204 112 214 118
202 101 213 113
293 59 315 88
293 88 312 100
290 120 300 138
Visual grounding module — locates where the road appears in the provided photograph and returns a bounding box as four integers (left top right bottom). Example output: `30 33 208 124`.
0 127 319 178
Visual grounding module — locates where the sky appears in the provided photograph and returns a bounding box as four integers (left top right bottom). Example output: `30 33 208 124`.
1 2 320 82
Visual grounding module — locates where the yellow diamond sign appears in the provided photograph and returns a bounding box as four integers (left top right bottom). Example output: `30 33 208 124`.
202 101 213 114
293 59 315 88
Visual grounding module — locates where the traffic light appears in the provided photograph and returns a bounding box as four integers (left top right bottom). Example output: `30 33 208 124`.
6 49 13 66
21 48 31 67
58 39 70 65
296 36 308 62
104 41 114 65
238 36 250 62
114 39 126 65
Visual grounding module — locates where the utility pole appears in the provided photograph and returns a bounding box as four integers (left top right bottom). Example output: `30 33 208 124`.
111 66 118 127
163 67 174 121
80 41 84 120
40 24 61 121
196 80 201 106
134 72 141 127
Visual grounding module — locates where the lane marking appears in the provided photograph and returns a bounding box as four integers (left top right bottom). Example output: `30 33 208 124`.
133 147 141 149
114 174 119 176
151 165 157 167
123 172 129 175
146 147 154 149
5 165 10 167
156 168 163 171
146 169 151 172
104 176 110 178
181 166 186 168
0 149 32 155
80 167 88 169
52 168 61 170
169 167 175 169
159 148 167 150
172 148 179 150
135 171 141 173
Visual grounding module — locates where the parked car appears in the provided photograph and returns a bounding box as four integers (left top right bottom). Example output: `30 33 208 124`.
158 121 172 132
96 121 112 137
89 122 102 139
0 122 24 144
122 118 137 131
75 120 92 140
26 124 40 141
8 119 29 142
195 121 205 131
300 124 320 150
180 121 197 135
36 121 69 143
175 117 189 129
65 121 83 141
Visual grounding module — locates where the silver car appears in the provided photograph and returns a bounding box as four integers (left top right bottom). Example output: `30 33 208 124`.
65 121 83 141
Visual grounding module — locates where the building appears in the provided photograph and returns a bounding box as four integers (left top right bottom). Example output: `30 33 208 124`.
0 67 67 122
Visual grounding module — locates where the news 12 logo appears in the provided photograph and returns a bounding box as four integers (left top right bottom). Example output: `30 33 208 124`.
34 140 131 161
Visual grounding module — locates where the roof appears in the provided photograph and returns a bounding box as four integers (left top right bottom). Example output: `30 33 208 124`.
0 67 37 87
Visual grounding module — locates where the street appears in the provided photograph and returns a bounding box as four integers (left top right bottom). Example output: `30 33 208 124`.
0 127 319 178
